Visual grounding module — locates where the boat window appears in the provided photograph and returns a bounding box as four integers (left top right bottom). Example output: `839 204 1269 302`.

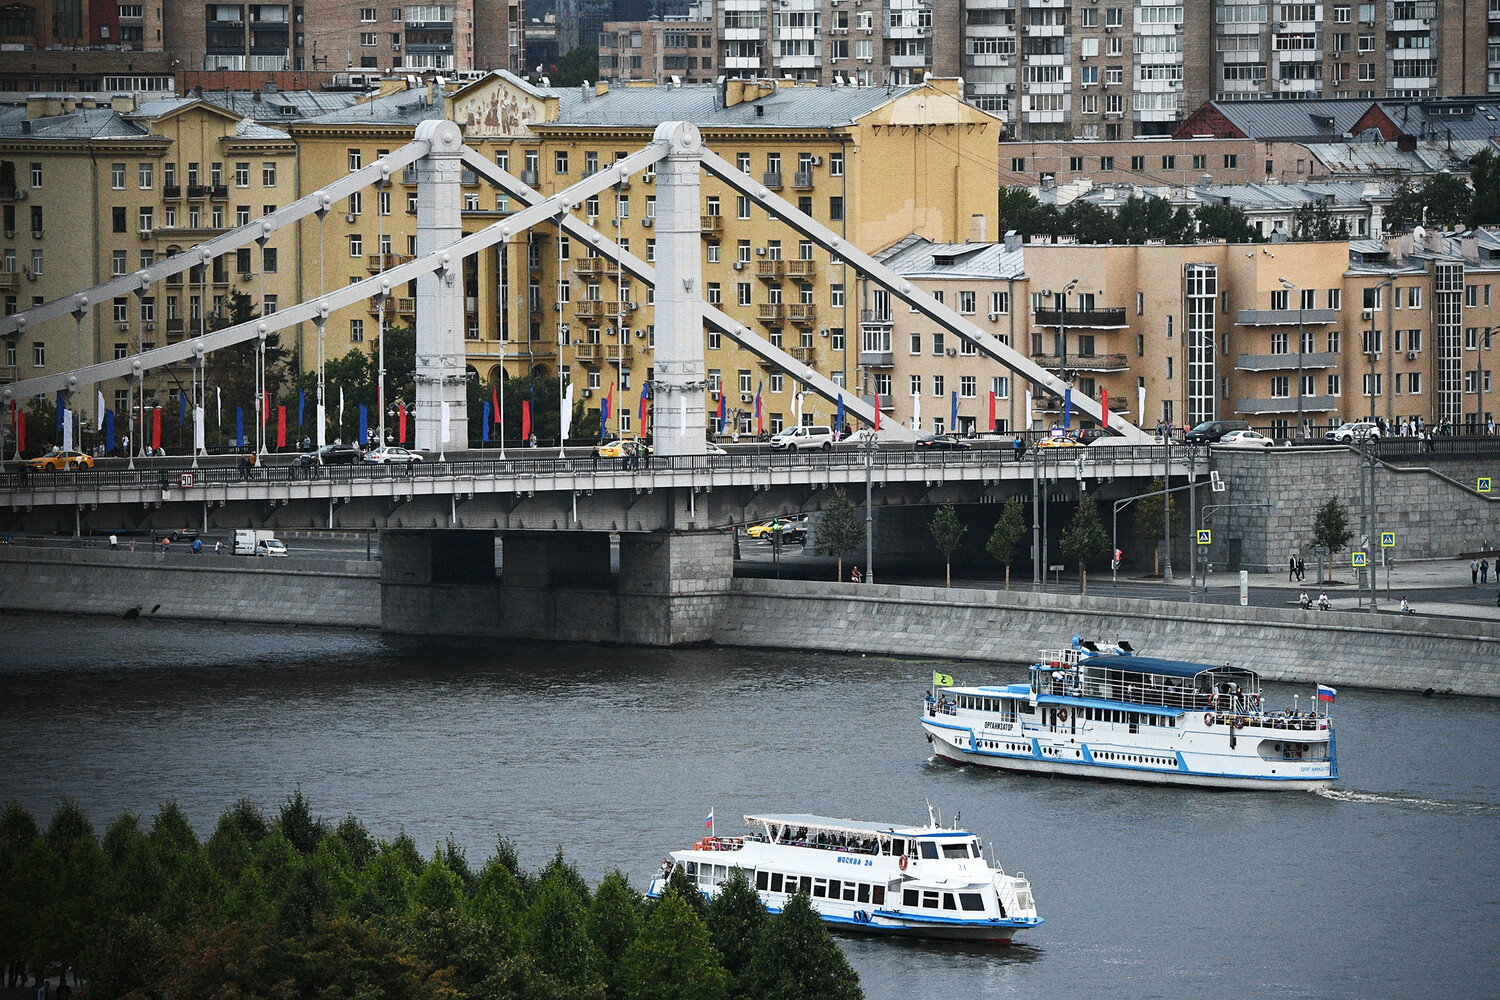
1020 702 1035 714
892 838 906 856
941 842 969 860
942 892 957 910
922 890 940 909
813 878 827 898
768 872 781 892
858 883 871 903
827 878 841 899
959 892 986 912
919 841 940 860
873 885 885 905
686 862 697 876
758 871 770 890
799 875 812 894
715 864 727 881
843 883 857 901
970 840 981 857
903 888 919 907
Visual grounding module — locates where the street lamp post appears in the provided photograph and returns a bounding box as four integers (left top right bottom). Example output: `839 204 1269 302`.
864 433 875 584
1279 278 1305 442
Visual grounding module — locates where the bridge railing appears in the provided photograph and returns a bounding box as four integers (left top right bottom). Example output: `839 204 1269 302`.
0 445 1196 495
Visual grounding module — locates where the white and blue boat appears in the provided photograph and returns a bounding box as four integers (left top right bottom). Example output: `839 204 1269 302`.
647 811 1042 943
921 638 1338 791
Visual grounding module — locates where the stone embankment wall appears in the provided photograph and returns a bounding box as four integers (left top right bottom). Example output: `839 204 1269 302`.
0 547 380 626
716 578 1500 697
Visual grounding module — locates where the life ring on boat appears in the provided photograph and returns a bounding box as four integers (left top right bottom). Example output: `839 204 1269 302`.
1209 694 1220 709
1203 712 1215 726
1057 708 1068 722
1233 717 1246 730
898 854 908 871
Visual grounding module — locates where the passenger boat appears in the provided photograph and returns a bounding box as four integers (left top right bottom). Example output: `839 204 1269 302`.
920 638 1338 791
646 811 1042 943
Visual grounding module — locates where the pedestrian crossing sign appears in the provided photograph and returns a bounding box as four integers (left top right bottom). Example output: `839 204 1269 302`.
1352 551 1367 567
1380 532 1395 548
1480 477 1493 494
1197 529 1212 546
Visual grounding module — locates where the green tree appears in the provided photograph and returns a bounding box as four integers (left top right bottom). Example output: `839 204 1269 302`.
813 486 866 582
617 892 727 1000
660 867 709 922
524 869 603 992
929 503 967 588
1312 496 1353 581
985 497 1028 591
1060 492 1110 594
705 870 766 997
1061 200 1120 244
742 893 861 1000
554 47 599 87
1469 149 1500 227
203 290 292 446
1134 477 1180 577
1386 173 1474 232
586 870 643 998
1194 203 1258 243
995 187 1041 237
1291 200 1348 241
1116 196 1194 243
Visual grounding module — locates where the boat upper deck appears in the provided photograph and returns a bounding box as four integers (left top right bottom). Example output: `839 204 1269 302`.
1032 649 1261 713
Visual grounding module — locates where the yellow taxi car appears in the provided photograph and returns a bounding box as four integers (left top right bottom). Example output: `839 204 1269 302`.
596 438 653 459
1035 434 1085 448
26 448 95 471
747 518 808 542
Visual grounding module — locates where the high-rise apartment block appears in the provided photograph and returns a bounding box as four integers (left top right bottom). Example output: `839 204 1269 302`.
598 17 717 84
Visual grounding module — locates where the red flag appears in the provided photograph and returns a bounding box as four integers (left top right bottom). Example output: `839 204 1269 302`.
15 409 24 453
398 402 407 444
521 400 531 440
874 399 880 432
1102 389 1110 428
605 383 614 433
988 391 996 432
276 405 287 448
261 391 269 426
151 407 162 450
492 385 501 425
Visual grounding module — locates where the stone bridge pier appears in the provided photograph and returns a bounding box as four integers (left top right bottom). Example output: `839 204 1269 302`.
380 525 732 645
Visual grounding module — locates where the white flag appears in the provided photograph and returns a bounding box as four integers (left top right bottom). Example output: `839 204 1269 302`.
1137 385 1147 427
96 391 105 431
193 406 205 452
61 409 72 451
912 390 921 432
339 386 345 428
561 382 574 441
680 396 687 438
441 401 451 443
216 386 222 426
316 403 326 448
1024 390 1033 430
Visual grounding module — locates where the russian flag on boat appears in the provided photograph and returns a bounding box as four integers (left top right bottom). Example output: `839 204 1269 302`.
1317 684 1337 703
705 809 714 831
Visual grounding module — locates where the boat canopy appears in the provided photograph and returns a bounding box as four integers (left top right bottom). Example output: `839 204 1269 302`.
744 814 966 840
1075 653 1258 681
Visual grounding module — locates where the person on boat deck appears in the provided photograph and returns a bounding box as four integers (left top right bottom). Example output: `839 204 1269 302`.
925 689 936 710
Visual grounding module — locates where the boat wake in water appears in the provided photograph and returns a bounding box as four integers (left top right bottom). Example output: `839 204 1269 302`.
1314 787 1500 814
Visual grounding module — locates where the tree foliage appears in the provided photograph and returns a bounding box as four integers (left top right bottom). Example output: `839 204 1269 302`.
1292 200 1349 241
1386 172 1473 233
0 794 857 1000
1060 493 1110 590
1469 149 1500 228
985 497 1028 590
742 893 862 1000
1133 477 1180 555
995 187 1261 244
1312 495 1353 557
554 47 599 87
930 503 968 587
813 486 866 581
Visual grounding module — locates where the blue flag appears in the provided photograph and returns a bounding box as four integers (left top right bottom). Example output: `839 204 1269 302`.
358 405 368 446
104 408 115 452
835 394 845 437
600 392 610 439
236 406 245 448
482 401 490 443
298 389 305 428
1063 387 1072 430
56 392 64 433
951 390 958 433
179 393 187 426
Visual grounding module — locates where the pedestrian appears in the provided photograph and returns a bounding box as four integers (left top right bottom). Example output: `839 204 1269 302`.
1296 556 1304 581
591 446 600 469
109 533 118 550
529 432 537 448
162 536 171 552
1484 558 1490 585
129 538 137 552
1472 559 1479 585
121 434 129 456
214 539 222 555
851 564 862 583
1013 436 1024 462
1288 552 1297 582
238 455 250 480
192 537 202 555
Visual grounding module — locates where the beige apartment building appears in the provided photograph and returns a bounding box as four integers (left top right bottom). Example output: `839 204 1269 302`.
597 18 717 86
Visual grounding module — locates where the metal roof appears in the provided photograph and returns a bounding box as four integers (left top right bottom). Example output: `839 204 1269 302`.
744 813 965 838
203 89 367 123
296 87 443 127
1079 653 1244 680
1205 99 1375 141
547 82 915 129
876 235 1025 280
0 107 148 140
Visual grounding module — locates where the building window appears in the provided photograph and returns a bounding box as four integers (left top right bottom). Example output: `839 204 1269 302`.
348 149 362 172
350 234 363 256
111 163 126 189
829 197 844 222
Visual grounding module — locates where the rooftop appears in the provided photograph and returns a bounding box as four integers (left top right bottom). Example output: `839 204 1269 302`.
744 813 967 839
877 234 1025 280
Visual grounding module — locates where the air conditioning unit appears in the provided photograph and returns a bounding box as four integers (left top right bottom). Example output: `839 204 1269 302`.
553 302 562 310
741 391 754 402
583 388 593 398
756 246 767 255
642 171 656 183
625 302 637 311
587 215 598 224
118 322 131 331
988 312 1000 321
733 261 746 270
945 347 956 357
138 229 153 240
1362 309 1373 319
810 156 823 166
1407 350 1419 359
239 272 254 282
345 213 356 223
145 322 156 331
642 218 653 227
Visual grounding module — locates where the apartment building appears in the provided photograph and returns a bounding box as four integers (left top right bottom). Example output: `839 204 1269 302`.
598 17 716 85
873 231 1500 438
0 93 301 417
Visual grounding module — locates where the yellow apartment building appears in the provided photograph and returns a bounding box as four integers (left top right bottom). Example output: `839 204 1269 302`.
0 93 300 424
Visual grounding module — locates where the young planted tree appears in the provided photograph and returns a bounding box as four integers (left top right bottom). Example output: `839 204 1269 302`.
929 503 968 588
1060 493 1110 595
813 487 865 581
1312 496 1353 582
1134 477 1180 577
985 497 1028 591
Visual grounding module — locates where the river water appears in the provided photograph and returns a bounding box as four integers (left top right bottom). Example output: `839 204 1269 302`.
2 612 1497 999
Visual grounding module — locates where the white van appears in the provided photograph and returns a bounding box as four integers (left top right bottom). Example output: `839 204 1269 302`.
768 425 835 452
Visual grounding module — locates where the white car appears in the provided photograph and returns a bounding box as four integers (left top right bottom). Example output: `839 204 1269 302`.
255 538 288 557
363 446 424 464
768 425 834 452
1326 421 1382 444
1217 429 1274 449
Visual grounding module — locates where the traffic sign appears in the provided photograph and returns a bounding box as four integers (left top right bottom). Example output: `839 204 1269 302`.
1351 551 1367 567
1380 531 1395 548
1480 477 1493 494
1197 529 1212 546
178 472 194 489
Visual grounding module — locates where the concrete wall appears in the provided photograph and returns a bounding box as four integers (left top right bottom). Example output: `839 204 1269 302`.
0 547 380 627
715 578 1500 697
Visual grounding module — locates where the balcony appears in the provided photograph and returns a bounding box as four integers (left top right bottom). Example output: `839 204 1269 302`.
187 184 210 198
763 171 783 189
1033 307 1129 328
862 393 895 411
700 214 723 235
789 345 816 364
166 318 185 337
576 300 605 319
162 185 181 200
209 185 229 200
785 259 816 279
792 171 814 189
574 256 607 275
1235 352 1337 371
860 310 893 326
860 350 894 367
575 342 603 361
519 169 539 187
755 259 785 280
787 303 817 326
395 297 416 315
1236 395 1339 415
367 252 412 272
607 343 633 363
1236 308 1339 326
1033 353 1130 371
757 303 785 323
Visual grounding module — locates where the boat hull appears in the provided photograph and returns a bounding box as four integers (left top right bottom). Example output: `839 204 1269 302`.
929 735 1335 791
